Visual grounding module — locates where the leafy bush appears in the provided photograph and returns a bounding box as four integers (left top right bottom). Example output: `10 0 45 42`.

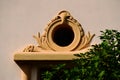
42 29 120 80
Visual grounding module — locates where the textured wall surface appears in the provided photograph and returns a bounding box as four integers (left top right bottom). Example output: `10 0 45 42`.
0 0 120 80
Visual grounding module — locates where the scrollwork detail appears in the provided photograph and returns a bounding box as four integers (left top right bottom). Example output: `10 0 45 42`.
23 10 95 52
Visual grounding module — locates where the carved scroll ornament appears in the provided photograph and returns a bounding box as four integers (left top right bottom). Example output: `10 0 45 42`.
23 10 95 52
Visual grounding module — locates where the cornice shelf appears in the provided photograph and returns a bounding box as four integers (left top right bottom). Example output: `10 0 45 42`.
14 52 81 61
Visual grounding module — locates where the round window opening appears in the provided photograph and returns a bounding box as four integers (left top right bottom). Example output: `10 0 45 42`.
52 24 74 47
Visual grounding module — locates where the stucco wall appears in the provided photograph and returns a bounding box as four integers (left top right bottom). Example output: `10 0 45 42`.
0 0 120 80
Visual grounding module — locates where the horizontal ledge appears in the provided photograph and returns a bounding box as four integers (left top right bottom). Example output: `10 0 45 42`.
14 51 83 61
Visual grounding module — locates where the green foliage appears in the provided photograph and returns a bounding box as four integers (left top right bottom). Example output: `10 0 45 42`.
42 29 120 80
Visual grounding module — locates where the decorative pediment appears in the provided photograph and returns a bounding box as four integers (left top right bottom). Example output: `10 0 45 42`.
23 10 95 52
14 10 95 80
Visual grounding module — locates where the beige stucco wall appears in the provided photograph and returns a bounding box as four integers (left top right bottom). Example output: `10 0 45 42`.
0 0 120 80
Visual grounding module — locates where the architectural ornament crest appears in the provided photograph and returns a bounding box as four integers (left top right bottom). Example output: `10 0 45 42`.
23 10 95 52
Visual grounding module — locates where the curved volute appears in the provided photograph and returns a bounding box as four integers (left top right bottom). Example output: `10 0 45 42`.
23 10 95 52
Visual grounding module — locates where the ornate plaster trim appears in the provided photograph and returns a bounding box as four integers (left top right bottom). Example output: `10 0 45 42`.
23 10 95 52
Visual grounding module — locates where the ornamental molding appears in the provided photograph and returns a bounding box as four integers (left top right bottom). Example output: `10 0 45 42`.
23 10 95 52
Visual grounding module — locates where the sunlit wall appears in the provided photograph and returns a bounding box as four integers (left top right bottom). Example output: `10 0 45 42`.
0 0 120 80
